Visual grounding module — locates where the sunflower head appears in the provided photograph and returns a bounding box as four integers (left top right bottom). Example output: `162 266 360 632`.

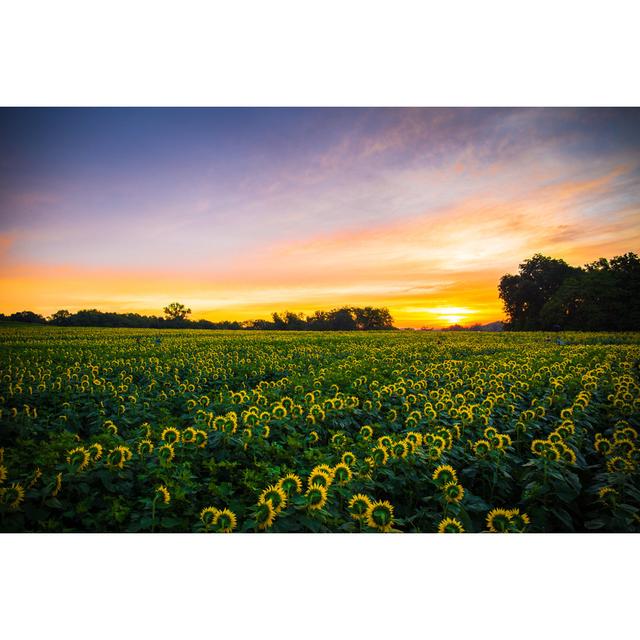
507 509 530 532
378 435 393 449
107 446 132 469
331 432 347 448
473 439 491 457
259 484 287 513
607 456 633 473
308 470 331 489
443 482 465 504
484 426 498 439
200 506 220 528
272 404 287 419
278 473 303 496
531 439 546 455
67 447 91 471
137 439 154 456
0 464 7 485
156 485 171 504
371 446 389 466
365 500 395 532
437 517 465 533
181 427 197 444
598 486 618 506
341 451 357 466
158 444 175 465
594 438 612 455
0 482 25 510
305 483 329 511
194 430 208 448
348 494 372 520
88 443 103 462
308 431 319 444
432 464 458 487
486 508 512 533
332 463 352 485
558 444 577 465
499 434 512 449
161 427 181 444
211 508 237 533
359 425 373 440
391 440 409 458
543 445 561 462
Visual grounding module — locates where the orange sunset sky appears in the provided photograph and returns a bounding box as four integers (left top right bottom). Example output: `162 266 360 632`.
1 108 639 328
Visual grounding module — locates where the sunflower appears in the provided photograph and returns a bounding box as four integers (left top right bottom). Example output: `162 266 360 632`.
484 426 498 439
558 443 577 465
305 483 329 510
259 484 287 514
312 464 334 477
348 494 372 520
594 438 612 455
107 446 133 469
437 517 465 533
406 432 423 447
432 464 458 487
67 447 91 471
531 439 546 455
377 435 393 449
137 439 154 456
507 509 530 532
51 472 62 497
433 435 447 450
486 508 512 533
443 482 465 504
156 485 171 504
332 463 352 485
0 464 7 484
1 482 25 510
277 473 303 496
200 506 220 528
365 500 395 532
613 438 636 456
308 471 331 489
212 508 237 533
158 444 175 465
181 427 197 444
88 443 103 462
341 451 357 466
544 444 561 462
161 427 181 444
359 425 373 440
473 439 491 457
194 430 208 448
272 404 287 419
371 446 389 466
308 431 319 444
391 440 409 458
598 486 618 505
607 456 633 473
499 434 512 449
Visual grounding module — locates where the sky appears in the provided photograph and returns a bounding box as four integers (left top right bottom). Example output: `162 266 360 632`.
1 107 639 328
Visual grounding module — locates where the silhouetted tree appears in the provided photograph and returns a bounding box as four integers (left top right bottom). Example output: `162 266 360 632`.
499 254 578 330
163 302 191 321
9 311 46 324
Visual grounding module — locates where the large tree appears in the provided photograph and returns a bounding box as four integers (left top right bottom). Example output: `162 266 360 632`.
163 302 192 321
499 254 578 330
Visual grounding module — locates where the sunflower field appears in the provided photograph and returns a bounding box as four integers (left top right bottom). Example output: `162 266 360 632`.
1 326 639 533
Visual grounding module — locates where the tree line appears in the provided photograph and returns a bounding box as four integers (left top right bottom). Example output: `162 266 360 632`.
0 303 395 331
499 252 640 331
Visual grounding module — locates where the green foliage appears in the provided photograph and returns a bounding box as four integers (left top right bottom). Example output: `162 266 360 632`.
0 327 638 532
